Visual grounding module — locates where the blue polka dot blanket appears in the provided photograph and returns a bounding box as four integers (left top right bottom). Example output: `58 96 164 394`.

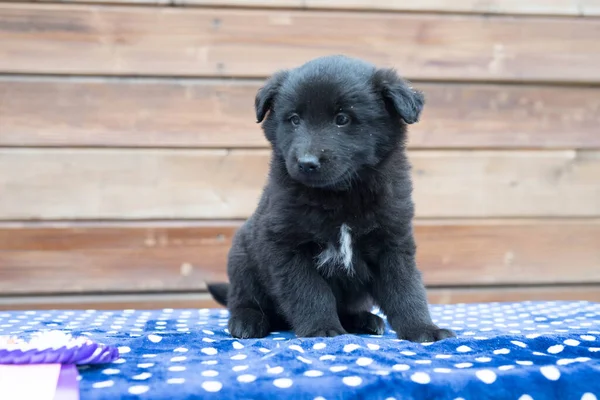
1 301 599 400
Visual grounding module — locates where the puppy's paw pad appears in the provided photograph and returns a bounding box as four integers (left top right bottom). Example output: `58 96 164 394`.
398 325 456 343
228 310 270 339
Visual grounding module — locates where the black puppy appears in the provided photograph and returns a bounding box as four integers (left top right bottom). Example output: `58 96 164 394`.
207 55 455 343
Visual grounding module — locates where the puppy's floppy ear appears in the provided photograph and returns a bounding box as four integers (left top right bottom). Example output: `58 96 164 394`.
255 70 289 123
373 68 424 124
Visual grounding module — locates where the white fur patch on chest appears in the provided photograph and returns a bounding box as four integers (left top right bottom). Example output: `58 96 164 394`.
316 224 353 273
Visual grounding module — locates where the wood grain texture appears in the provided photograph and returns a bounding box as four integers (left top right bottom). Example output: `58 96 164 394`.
1 5 600 82
2 77 600 149
1 286 599 311
8 0 600 17
1 149 599 219
1 219 599 294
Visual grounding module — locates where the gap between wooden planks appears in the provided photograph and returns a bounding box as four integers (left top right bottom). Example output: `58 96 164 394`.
1 77 599 149
1 149 599 219
1 5 600 82
1 285 599 311
1 219 599 294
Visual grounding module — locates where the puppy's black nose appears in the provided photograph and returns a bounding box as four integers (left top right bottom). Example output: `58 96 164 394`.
298 155 320 173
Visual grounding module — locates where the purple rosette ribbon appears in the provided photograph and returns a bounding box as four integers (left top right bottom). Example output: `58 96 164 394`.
0 330 119 365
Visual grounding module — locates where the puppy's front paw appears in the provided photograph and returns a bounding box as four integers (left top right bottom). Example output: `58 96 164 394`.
228 309 270 339
397 325 455 343
297 326 347 338
341 312 386 335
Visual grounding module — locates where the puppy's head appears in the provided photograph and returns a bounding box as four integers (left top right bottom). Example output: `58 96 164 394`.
255 55 424 189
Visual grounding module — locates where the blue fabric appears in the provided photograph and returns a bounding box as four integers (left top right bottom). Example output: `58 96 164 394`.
1 301 599 400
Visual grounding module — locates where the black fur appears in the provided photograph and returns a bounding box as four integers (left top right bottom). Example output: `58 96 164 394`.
207 55 455 342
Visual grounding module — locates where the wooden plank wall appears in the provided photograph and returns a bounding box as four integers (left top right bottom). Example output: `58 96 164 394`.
0 0 599 310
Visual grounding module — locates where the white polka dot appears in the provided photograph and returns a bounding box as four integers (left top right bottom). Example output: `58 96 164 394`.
581 335 596 341
401 350 416 356
589 348 600 352
565 339 580 346
410 372 431 384
582 394 598 400
511 341 527 348
435 354 452 359
92 381 114 389
547 345 564 354
168 378 185 384
133 373 152 380
367 343 380 350
231 354 247 360
297 356 312 364
170 356 187 362
232 342 244 350
128 385 149 395
102 369 120 375
526 333 541 339
273 378 293 388
237 374 256 383
330 366 348 373
456 345 472 353
118 346 131 354
433 368 452 373
517 361 533 366
499 365 515 371
202 381 222 392
147 334 162 343
202 329 215 335
304 370 324 377
268 366 284 374
142 354 157 358
390 364 410 372
519 395 534 400
540 365 561 381
202 360 218 365
112 358 126 364
174 347 188 353
476 369 497 384
289 344 304 353
342 376 363 386
138 363 154 369
356 357 373 366
343 344 360 352
169 366 186 372
202 338 216 343
455 363 473 369
259 348 271 353
233 365 249 372
313 343 327 350
314 397 326 400
202 348 218 356
202 370 219 377
475 357 492 363
320 355 336 361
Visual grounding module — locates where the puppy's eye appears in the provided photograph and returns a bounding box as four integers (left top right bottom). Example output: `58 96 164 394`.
335 113 350 126
289 114 301 126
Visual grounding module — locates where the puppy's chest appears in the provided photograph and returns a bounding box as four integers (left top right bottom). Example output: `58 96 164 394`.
315 223 374 277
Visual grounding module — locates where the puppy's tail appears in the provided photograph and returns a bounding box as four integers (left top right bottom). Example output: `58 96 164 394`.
206 283 229 307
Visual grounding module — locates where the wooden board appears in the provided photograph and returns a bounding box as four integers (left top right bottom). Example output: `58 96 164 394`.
6 0 600 17
1 149 599 219
2 77 600 149
1 219 599 295
2 5 600 83
1 286 599 311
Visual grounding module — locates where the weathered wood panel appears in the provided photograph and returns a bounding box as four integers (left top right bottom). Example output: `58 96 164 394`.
2 77 599 149
1 5 600 82
1 286 599 311
1 149 599 219
1 219 599 294
7 0 600 17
